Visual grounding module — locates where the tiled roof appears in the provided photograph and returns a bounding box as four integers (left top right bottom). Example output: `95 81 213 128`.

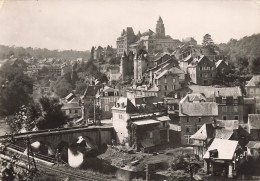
180 93 207 103
112 97 139 114
215 129 233 140
180 102 218 116
214 87 242 98
190 124 214 140
65 93 75 101
203 139 238 160
216 120 239 130
215 60 227 68
133 119 160 126
246 75 260 87
131 96 167 114
244 98 255 104
83 85 101 97
103 86 118 92
189 85 215 98
248 114 260 129
62 102 81 110
246 141 260 149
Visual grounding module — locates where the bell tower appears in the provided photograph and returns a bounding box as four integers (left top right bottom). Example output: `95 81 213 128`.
156 16 165 38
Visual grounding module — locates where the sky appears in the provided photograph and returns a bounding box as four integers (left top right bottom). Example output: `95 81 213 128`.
0 0 259 51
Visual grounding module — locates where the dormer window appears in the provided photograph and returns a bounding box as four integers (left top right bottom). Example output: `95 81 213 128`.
105 92 108 97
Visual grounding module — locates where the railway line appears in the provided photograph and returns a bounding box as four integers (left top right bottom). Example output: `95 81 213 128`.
2 143 114 181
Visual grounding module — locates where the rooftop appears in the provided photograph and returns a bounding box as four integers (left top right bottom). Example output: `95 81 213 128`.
203 139 238 160
133 119 160 126
180 102 218 116
246 141 260 149
246 75 260 87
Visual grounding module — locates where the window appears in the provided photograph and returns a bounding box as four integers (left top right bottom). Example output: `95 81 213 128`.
104 98 109 104
198 117 201 122
200 74 203 77
150 132 153 138
114 92 118 96
164 78 167 84
75 110 78 114
164 85 167 90
222 97 226 104
234 106 238 112
173 79 175 83
223 115 227 120
234 115 239 120
119 114 123 119
222 106 227 112
187 117 189 122
105 105 109 112
184 135 192 144
109 97 114 102
199 66 202 70
172 85 175 90
186 125 191 133
105 92 108 97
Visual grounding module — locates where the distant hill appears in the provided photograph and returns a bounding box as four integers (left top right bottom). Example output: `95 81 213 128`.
0 45 90 60
218 34 260 74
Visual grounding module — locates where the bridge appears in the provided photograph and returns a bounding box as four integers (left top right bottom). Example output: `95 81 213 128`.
0 125 115 160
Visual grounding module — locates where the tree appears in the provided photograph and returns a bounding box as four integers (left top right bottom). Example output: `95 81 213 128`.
0 63 33 116
36 97 68 130
202 34 214 47
7 103 41 133
52 77 73 98
249 57 260 74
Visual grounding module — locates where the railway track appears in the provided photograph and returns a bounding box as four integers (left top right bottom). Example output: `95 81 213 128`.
4 144 114 181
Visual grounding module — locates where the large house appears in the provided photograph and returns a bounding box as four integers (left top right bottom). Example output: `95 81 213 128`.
98 86 119 119
111 96 170 151
179 93 218 145
246 75 260 113
187 55 216 85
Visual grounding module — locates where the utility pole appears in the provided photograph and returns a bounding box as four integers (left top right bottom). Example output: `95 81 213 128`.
93 98 96 125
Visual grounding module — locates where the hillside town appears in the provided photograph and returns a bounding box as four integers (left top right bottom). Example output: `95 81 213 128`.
0 5 260 181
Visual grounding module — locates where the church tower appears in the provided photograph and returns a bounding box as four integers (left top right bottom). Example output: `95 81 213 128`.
156 16 165 38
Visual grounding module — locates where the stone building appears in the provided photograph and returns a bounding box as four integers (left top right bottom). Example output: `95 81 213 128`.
116 17 181 56
179 93 218 145
111 96 169 151
98 86 119 119
187 55 216 85
246 75 260 113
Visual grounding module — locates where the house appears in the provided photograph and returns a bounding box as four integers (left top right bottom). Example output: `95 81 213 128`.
215 59 230 74
191 119 245 159
187 55 216 85
179 93 218 145
203 139 245 178
246 141 260 160
248 114 260 141
61 102 82 120
214 87 244 123
111 96 169 151
109 65 121 81
188 85 245 123
164 87 192 119
98 86 119 119
246 75 260 113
